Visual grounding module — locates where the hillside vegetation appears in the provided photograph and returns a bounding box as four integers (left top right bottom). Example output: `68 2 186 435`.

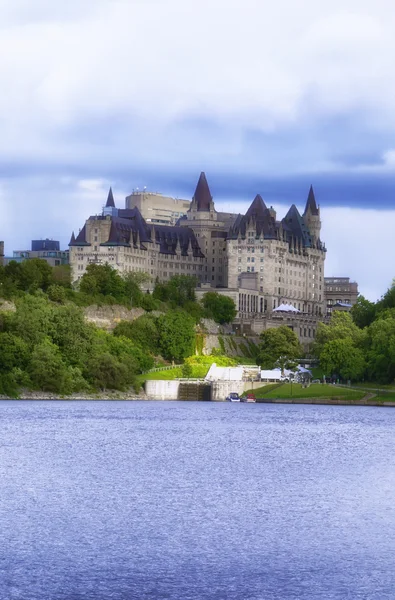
0 260 239 396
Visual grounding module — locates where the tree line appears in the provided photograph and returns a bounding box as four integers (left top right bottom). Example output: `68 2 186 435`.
0 260 237 395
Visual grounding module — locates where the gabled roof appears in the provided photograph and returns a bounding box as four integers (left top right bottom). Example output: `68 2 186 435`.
304 185 319 216
101 220 131 247
193 172 212 211
228 195 277 239
281 204 313 247
106 187 115 208
245 194 267 220
153 224 204 257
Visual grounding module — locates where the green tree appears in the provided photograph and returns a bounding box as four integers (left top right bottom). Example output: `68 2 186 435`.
153 275 197 308
50 304 95 367
79 264 125 300
140 293 158 312
106 334 153 372
52 265 72 288
377 286 395 312
351 295 376 329
257 326 302 370
0 333 29 372
85 352 130 390
19 259 53 292
365 312 395 383
202 292 237 324
28 339 71 393
313 311 366 357
320 338 366 381
114 315 159 354
10 295 54 347
157 310 196 361
47 284 66 303
181 362 193 377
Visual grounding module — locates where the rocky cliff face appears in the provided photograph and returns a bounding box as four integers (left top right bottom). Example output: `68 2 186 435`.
83 305 146 330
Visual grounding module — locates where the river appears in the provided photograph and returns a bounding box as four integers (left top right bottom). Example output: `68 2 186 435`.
0 400 394 599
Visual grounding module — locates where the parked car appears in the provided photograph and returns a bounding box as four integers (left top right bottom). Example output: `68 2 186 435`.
312 379 321 384
226 392 241 402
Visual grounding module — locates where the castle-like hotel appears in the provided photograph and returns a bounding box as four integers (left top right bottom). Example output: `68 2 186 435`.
70 173 326 343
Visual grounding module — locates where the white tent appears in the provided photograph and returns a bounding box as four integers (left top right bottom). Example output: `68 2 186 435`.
273 303 300 313
261 368 282 381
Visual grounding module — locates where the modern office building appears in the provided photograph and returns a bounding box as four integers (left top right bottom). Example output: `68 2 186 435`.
9 239 69 267
125 189 190 225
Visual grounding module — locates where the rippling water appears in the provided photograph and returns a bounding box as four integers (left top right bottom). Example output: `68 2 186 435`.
1 401 395 599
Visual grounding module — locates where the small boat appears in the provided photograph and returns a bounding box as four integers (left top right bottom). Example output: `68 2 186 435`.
240 393 256 403
226 392 241 402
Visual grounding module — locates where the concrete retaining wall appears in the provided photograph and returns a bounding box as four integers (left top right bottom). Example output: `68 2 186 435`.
145 380 180 400
211 381 245 401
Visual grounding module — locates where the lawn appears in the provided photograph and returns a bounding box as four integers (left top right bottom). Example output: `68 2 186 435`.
234 356 257 365
352 382 395 391
249 383 366 401
136 364 210 387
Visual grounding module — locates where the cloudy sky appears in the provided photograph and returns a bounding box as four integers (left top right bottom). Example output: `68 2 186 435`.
1 0 394 300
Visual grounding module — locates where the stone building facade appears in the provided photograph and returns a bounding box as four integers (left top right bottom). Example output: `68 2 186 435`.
69 189 205 284
185 174 326 318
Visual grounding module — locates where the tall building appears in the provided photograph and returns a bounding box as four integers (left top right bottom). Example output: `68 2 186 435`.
179 172 238 287
70 174 327 344
181 176 326 317
125 190 190 225
324 277 358 315
7 240 69 267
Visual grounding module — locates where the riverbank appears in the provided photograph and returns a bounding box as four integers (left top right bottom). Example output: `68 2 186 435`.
0 389 148 401
256 397 395 407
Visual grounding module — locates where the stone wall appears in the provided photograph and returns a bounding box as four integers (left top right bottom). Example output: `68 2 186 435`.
83 305 146 330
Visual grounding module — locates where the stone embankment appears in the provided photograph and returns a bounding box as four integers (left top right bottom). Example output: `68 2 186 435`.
0 389 148 401
256 394 395 407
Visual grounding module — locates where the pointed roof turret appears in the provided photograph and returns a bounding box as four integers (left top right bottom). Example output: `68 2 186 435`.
304 185 319 216
193 172 212 211
69 231 76 246
74 224 90 246
245 194 267 220
106 187 115 208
